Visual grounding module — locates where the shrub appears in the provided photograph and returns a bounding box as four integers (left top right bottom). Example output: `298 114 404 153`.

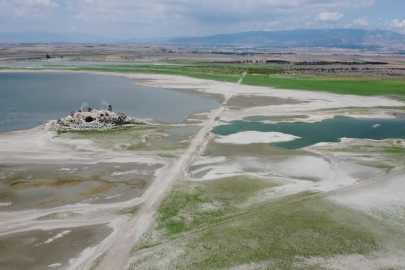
112 113 127 125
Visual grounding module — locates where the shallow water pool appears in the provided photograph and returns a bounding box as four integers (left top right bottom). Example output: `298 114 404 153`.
214 116 405 149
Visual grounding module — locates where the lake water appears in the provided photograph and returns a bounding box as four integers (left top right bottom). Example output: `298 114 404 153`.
214 116 405 149
0 60 181 69
243 115 309 122
0 72 219 132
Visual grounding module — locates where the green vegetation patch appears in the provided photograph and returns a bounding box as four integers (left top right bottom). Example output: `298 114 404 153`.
60 126 153 135
10 177 83 190
318 139 405 156
132 190 381 270
70 63 282 82
36 212 78 221
79 182 115 197
90 252 107 270
73 65 241 83
126 121 147 125
315 139 405 171
117 205 139 216
345 143 405 154
36 213 59 221
33 62 405 100
157 186 224 235
175 198 378 270
61 125 196 152
157 176 280 235
9 62 405 100
242 75 405 99
202 176 280 200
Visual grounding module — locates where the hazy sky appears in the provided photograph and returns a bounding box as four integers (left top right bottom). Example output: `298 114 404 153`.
1 0 404 38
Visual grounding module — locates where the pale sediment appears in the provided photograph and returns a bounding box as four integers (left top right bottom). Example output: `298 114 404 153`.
215 131 300 144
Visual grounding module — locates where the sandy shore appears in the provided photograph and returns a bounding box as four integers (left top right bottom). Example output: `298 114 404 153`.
0 119 172 269
1 69 403 122
215 131 300 144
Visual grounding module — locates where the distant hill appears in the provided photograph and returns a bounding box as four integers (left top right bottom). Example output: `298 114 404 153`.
1 29 403 48
0 31 116 44
169 29 405 49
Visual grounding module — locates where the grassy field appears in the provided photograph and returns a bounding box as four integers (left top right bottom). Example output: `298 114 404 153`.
74 64 405 99
9 62 281 83
130 176 385 270
74 66 242 83
102 62 283 75
242 75 405 99
174 199 378 270
5 61 405 98
155 176 281 235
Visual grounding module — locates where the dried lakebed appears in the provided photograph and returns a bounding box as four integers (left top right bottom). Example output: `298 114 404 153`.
1 71 405 270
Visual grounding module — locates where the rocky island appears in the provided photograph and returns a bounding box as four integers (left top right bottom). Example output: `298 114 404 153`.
49 101 145 131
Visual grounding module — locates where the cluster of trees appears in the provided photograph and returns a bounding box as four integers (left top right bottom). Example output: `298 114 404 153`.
294 61 388 66
265 60 290 64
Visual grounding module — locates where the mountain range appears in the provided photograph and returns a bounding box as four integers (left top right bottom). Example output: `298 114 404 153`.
168 29 405 49
1 29 404 49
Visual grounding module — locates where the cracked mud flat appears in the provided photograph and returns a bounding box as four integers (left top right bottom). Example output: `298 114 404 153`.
1 71 405 270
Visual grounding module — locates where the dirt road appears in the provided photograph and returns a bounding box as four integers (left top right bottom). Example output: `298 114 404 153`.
91 72 246 270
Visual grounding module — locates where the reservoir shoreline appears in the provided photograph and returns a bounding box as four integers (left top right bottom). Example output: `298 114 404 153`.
0 70 220 133
1 70 405 269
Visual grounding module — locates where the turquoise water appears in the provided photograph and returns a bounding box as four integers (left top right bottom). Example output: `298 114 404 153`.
213 117 405 149
243 115 309 122
0 72 219 132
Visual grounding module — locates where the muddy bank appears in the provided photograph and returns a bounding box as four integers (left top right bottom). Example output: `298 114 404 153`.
0 162 163 210
0 224 112 270
191 140 381 191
